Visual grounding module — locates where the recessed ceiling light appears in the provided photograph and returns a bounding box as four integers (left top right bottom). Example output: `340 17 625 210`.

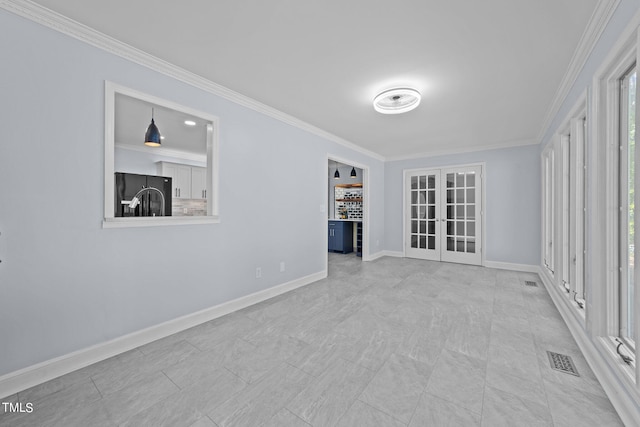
184 120 196 126
373 88 421 114
160 136 165 140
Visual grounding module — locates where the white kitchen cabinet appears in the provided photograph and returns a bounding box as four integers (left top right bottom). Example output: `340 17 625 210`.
191 167 207 200
157 162 192 199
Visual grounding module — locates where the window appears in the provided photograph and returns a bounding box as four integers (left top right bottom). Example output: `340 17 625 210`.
561 132 571 294
593 33 639 374
560 113 588 309
103 82 220 227
620 65 636 347
542 147 555 276
541 90 588 316
574 116 587 302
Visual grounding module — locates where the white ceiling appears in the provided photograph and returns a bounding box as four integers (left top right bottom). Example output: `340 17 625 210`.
32 0 600 159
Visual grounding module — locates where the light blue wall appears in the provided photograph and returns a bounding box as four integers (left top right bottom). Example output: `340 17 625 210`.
0 10 385 376
384 145 541 266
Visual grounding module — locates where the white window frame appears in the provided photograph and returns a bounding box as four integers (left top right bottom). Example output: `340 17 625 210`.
542 146 556 277
103 81 220 228
573 115 587 303
591 27 639 384
552 94 588 314
561 132 571 295
619 64 637 348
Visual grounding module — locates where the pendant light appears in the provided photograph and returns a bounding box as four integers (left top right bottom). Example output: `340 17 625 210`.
334 161 340 179
144 108 161 147
350 167 357 178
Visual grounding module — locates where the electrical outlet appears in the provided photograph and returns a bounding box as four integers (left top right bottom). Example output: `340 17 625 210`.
255 267 262 278
183 208 188 214
280 262 285 272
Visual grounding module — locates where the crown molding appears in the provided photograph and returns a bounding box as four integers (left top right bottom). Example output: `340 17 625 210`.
385 138 539 162
537 0 620 142
0 0 386 162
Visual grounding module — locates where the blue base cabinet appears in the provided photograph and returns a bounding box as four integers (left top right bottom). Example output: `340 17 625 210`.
328 221 353 254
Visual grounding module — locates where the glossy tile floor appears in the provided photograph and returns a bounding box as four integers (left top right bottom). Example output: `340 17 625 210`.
1 254 624 426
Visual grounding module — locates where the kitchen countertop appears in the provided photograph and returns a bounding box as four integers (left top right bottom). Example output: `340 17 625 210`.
328 218 362 222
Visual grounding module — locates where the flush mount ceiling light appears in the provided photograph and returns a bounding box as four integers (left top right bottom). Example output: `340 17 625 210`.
373 87 421 114
184 120 196 126
144 108 161 147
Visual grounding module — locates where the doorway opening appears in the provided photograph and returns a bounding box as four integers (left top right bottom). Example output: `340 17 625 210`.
326 156 369 270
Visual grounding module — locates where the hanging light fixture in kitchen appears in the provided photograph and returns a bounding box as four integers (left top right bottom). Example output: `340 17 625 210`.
350 167 357 178
334 161 340 179
144 108 162 147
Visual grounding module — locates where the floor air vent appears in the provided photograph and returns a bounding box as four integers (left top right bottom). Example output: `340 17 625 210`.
524 281 538 287
547 351 579 376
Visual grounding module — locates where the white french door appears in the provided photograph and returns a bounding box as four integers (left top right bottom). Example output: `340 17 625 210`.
405 165 482 265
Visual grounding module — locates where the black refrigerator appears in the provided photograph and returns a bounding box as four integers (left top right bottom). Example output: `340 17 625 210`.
115 172 172 217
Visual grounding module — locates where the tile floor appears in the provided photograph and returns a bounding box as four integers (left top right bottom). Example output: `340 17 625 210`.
0 254 624 426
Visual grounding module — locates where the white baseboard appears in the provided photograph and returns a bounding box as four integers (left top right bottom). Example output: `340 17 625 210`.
368 250 404 261
538 266 640 427
0 270 326 399
484 260 539 273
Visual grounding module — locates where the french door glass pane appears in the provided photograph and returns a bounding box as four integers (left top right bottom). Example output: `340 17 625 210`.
447 174 454 187
466 172 475 187
419 176 427 189
468 222 475 237
468 239 476 253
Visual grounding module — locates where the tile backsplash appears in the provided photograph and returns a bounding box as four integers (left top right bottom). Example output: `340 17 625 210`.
172 199 207 216
335 187 363 219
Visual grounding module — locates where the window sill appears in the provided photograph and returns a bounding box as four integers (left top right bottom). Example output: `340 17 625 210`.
102 216 220 228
